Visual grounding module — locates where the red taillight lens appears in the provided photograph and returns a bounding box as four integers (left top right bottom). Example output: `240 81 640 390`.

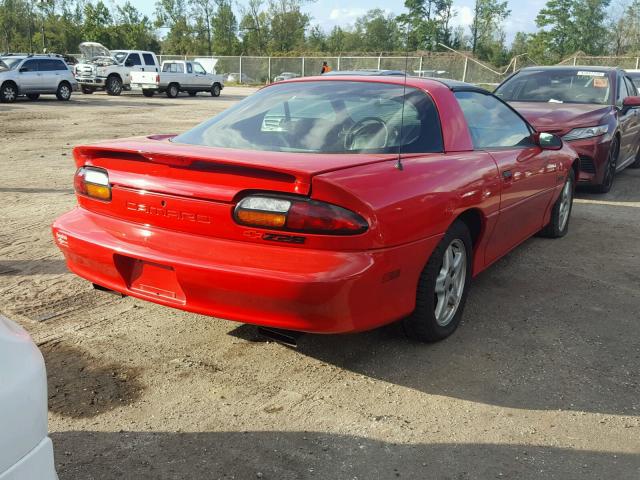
74 166 111 201
234 195 367 235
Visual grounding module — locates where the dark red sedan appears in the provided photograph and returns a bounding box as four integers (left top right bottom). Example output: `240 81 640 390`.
52 76 578 342
495 66 640 192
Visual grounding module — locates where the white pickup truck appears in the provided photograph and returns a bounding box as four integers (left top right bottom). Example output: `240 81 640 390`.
130 60 224 98
74 42 159 95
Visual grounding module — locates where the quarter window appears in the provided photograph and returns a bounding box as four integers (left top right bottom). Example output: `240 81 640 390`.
142 53 156 66
455 91 534 150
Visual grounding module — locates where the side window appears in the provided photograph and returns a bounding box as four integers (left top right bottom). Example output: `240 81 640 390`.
20 59 38 72
142 53 156 66
625 76 637 96
193 63 206 74
186 63 193 74
127 53 142 66
39 59 66 71
617 74 629 106
455 91 533 150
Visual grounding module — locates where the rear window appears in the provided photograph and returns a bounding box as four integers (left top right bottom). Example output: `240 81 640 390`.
173 81 443 154
495 69 613 105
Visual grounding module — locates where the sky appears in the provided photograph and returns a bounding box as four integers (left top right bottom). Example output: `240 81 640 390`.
132 0 549 45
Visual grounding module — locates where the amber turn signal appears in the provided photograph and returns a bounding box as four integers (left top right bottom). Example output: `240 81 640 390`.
74 167 111 201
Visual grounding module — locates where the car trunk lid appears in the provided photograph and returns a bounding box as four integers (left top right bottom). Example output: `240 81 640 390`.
74 135 394 238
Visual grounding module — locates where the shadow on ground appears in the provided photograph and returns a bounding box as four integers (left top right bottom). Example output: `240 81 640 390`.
231 231 640 416
51 430 640 480
0 259 69 276
43 342 143 418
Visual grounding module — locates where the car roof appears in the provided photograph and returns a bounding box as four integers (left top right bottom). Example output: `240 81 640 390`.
324 69 406 76
283 74 489 94
519 65 621 73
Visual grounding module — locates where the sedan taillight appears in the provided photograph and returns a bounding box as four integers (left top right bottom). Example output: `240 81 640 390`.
234 195 368 235
74 166 111 201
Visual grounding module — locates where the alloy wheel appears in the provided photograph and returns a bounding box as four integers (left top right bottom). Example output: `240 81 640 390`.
2 85 16 102
558 175 573 231
434 239 467 327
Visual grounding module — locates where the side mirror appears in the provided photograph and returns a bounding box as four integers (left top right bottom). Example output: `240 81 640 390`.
622 96 640 111
536 132 563 150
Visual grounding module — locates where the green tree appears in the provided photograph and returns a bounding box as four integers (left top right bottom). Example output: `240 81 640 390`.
268 0 309 52
470 0 510 57
353 9 402 52
212 0 239 55
83 1 114 46
398 0 454 51
155 0 196 54
239 0 269 54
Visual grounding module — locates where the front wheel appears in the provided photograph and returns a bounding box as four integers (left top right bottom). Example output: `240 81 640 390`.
106 76 123 96
631 144 640 169
539 168 575 238
595 138 618 193
211 83 221 97
56 82 72 101
402 220 472 342
0 82 18 103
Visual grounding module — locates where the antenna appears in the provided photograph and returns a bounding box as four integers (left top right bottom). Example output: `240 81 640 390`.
396 24 411 171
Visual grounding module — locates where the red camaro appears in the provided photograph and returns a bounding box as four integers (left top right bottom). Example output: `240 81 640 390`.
52 76 578 342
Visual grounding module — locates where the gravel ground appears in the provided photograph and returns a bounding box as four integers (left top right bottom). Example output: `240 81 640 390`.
1 88 639 480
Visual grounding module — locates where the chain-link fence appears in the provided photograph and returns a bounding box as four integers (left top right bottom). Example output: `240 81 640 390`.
156 52 516 86
557 55 640 70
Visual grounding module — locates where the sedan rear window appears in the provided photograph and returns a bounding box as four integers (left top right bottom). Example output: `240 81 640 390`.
173 81 443 154
495 69 612 105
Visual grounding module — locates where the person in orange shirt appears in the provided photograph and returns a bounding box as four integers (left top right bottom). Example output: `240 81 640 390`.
320 61 332 74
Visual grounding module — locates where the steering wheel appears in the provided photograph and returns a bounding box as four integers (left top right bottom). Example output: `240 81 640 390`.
344 117 389 150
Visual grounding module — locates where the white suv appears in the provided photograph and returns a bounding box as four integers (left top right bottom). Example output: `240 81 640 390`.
0 55 78 103
74 42 159 95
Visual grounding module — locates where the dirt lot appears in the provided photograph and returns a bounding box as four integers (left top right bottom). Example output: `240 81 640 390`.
1 88 639 480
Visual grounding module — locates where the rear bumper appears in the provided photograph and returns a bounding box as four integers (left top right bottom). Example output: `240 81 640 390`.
565 136 611 185
52 208 438 333
0 437 57 480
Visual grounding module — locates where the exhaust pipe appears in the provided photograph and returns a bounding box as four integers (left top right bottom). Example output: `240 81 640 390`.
257 327 303 347
92 283 126 297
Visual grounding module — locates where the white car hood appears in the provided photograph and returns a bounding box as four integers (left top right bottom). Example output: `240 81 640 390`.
79 42 112 60
0 315 48 474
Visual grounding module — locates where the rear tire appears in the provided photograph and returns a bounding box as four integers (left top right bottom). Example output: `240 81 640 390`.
56 81 72 101
0 82 18 103
106 76 123 96
595 137 618 193
211 83 221 97
539 168 575 238
402 220 472 343
166 83 179 98
142 89 155 97
26 93 40 101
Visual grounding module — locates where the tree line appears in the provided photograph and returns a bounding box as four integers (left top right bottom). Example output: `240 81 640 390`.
0 0 638 66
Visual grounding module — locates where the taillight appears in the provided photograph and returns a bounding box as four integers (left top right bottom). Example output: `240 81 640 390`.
74 166 111 201
156 74 160 82
234 195 368 235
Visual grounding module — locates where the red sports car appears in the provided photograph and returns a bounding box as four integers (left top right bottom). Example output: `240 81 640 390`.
52 76 578 342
